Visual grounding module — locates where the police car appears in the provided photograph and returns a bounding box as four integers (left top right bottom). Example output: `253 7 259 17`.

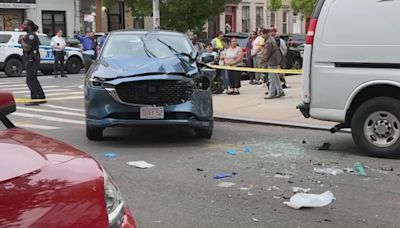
0 31 84 77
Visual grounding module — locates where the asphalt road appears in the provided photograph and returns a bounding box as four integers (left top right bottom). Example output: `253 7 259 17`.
2 74 400 228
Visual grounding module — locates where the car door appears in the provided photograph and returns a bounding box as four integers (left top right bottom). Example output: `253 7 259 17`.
37 35 54 64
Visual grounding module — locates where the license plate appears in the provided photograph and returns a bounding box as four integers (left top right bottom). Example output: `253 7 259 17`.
140 107 164 119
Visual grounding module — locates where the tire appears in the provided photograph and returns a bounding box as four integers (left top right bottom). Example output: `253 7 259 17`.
86 125 103 141
41 69 53 75
351 97 400 158
195 122 214 139
4 58 23 77
291 57 302 69
66 57 82 74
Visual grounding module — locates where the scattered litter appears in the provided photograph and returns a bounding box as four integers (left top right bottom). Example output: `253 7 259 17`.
217 182 236 188
314 167 344 176
244 147 252 153
210 200 215 203
324 219 332 222
343 168 354 173
292 187 311 193
127 161 155 169
353 162 367 176
196 168 204 172
290 164 297 169
302 140 307 144
272 186 281 191
214 173 233 179
104 152 118 158
240 185 253 191
381 167 394 172
273 195 282 199
288 180 295 184
227 149 237 155
252 217 260 222
317 142 331 151
275 174 292 179
248 192 254 196
284 191 336 209
232 172 238 176
153 221 161 223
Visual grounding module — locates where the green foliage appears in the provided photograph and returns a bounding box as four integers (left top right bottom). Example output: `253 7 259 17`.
291 0 316 16
268 0 282 12
103 0 240 32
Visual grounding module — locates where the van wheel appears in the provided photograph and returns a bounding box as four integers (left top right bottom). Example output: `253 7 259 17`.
351 97 400 158
66 57 82 74
4 58 23 77
86 126 103 141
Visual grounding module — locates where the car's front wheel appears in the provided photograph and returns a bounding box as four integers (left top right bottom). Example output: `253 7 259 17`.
86 126 103 140
351 97 400 158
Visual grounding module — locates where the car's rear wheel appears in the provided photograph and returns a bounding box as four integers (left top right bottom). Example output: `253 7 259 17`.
86 126 103 140
66 57 82 74
4 58 23 77
351 97 400 158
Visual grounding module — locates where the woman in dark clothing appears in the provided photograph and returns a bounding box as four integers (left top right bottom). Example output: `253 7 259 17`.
19 19 46 106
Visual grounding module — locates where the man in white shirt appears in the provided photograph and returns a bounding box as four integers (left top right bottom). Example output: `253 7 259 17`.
51 30 67 78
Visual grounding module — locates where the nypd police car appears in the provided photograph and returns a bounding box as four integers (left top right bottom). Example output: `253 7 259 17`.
0 31 83 77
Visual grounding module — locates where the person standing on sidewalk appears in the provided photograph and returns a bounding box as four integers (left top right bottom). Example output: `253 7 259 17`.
260 30 284 99
251 28 267 85
246 31 257 84
51 30 67 78
74 31 96 73
225 38 244 95
19 19 46 106
270 28 289 88
211 31 225 51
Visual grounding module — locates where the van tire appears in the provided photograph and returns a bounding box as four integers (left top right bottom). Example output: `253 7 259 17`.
86 126 103 141
66 57 82 74
351 97 400 158
4 58 23 77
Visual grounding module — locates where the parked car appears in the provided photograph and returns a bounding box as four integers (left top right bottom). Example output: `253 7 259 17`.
85 30 215 140
0 90 137 228
285 47 303 69
224 32 249 50
298 0 400 158
280 33 306 48
0 31 83 77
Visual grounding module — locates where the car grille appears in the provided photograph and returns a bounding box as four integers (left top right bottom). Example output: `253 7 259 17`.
115 80 194 106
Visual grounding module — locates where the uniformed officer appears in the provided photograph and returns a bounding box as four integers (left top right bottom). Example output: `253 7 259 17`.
51 30 67 78
19 19 46 106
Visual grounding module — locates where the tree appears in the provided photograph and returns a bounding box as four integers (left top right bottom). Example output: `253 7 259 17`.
103 0 240 33
268 0 282 12
291 0 316 17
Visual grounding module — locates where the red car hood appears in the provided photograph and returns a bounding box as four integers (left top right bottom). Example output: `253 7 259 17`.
0 128 109 228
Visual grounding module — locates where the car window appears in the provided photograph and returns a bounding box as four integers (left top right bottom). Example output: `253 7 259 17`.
102 34 193 59
0 35 11 43
38 35 51 46
292 34 305 41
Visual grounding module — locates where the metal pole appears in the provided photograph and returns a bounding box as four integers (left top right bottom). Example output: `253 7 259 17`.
153 0 160 30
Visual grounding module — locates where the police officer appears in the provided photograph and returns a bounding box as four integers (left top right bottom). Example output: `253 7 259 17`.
51 30 67 78
19 19 46 106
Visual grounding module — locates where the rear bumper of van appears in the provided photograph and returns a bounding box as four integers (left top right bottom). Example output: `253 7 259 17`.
297 102 310 118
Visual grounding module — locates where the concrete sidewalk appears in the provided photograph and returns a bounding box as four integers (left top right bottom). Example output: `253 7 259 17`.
213 75 336 129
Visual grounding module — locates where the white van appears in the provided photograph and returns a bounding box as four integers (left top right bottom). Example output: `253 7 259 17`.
298 0 400 158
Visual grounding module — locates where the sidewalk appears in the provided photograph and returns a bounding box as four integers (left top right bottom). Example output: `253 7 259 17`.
213 75 336 130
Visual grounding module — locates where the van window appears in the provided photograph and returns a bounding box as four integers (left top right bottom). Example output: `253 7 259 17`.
38 35 51 46
0 35 11 43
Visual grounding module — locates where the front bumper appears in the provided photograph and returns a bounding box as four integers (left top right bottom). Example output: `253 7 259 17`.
85 83 213 129
297 102 310 118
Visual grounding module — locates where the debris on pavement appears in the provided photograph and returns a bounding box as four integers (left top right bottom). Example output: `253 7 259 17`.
196 168 204 172
284 190 336 209
127 161 155 169
240 185 253 191
273 195 282 199
104 152 118 158
353 162 367 176
317 142 331 151
244 147 252 153
217 182 236 188
343 168 354 173
248 192 254 196
381 167 394 172
292 187 311 193
275 173 292 179
314 167 345 176
227 149 238 155
252 217 260 222
302 140 307 144
213 173 233 179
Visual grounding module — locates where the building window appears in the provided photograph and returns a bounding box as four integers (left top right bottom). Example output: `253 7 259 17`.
270 12 276 27
283 11 289 34
42 11 66 37
242 6 250 32
256 7 264 28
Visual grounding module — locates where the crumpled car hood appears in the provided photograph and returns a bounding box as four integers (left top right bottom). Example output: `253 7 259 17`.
92 55 197 79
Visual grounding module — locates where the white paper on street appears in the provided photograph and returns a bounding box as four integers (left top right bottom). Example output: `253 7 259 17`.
127 161 155 169
314 167 344 176
284 190 336 209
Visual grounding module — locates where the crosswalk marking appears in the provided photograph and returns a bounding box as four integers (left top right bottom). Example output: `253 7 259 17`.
10 85 60 91
42 104 85 112
25 91 83 97
17 107 85 117
0 84 26 88
47 96 84 101
12 89 72 94
14 123 60 130
12 112 85 125
0 81 24 85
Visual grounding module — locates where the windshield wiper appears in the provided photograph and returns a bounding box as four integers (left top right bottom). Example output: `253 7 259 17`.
156 38 193 59
140 36 157 58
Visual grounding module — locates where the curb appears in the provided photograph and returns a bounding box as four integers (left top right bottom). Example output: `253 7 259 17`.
214 115 332 131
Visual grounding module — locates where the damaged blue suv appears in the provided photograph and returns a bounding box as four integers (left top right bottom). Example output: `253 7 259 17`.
84 31 214 140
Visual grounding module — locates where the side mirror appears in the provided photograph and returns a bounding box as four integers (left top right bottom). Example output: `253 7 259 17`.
0 91 16 116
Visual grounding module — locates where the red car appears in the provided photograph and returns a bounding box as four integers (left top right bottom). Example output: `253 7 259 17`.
0 91 137 228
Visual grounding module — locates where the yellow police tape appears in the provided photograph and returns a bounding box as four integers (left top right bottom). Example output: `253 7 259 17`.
15 98 47 104
207 64 303 75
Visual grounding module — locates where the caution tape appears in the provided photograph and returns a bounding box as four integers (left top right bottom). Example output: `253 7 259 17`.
15 98 47 104
208 64 303 75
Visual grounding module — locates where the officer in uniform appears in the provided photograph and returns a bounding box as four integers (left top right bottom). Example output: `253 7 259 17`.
19 19 46 106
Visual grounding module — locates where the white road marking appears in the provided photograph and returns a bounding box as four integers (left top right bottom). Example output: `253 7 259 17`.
65 85 83 88
0 84 26 88
78 85 84 90
12 89 72 94
17 107 85 117
0 81 24 85
41 104 85 112
47 96 83 101
11 112 85 125
24 91 83 97
10 85 60 91
14 123 60 130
